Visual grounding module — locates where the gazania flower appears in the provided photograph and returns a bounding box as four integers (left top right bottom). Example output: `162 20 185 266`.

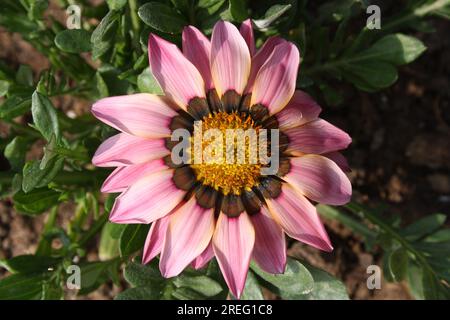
92 20 352 298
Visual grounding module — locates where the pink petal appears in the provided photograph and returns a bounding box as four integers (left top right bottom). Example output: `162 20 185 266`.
148 34 205 108
160 198 215 277
142 215 170 264
192 242 214 270
92 133 169 167
245 36 285 93
266 184 333 252
101 159 168 193
275 90 322 130
213 212 255 299
251 206 286 274
109 170 185 224
91 94 177 138
239 19 255 56
324 151 351 172
210 20 251 97
250 42 300 114
182 26 214 90
284 154 352 205
285 119 352 155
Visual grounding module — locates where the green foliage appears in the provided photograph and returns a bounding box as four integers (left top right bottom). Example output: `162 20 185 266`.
0 0 448 300
318 203 450 299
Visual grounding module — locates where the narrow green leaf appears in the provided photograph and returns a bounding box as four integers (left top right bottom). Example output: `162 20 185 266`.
407 261 425 300
388 248 409 281
400 214 447 241
0 273 47 300
99 222 120 261
0 255 60 274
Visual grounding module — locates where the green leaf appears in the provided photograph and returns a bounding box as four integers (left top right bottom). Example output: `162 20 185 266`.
4 136 28 171
28 0 48 20
106 0 127 10
91 10 121 44
342 61 398 91
229 0 248 22
78 261 111 294
55 29 92 53
124 260 163 286
0 255 60 274
172 287 206 299
90 10 120 60
400 213 447 241
95 72 109 98
241 271 264 300
99 222 120 261
0 80 9 96
13 187 61 215
364 34 427 66
119 224 150 257
41 281 64 300
16 65 33 86
407 261 425 300
387 248 409 281
115 286 162 300
422 269 440 300
424 229 450 243
0 96 31 119
0 273 47 300
251 257 314 299
22 157 64 193
31 91 60 142
298 262 349 300
253 4 292 30
137 67 163 94
173 275 223 297
138 2 187 34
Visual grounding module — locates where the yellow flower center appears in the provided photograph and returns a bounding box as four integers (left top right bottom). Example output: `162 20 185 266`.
190 112 262 195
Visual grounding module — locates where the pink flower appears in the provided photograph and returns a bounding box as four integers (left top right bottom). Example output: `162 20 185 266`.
92 20 352 299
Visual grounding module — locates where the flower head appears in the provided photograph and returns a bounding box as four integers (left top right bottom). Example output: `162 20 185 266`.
92 20 352 299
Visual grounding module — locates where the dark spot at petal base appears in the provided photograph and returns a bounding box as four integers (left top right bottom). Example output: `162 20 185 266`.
173 166 196 191
221 194 245 217
195 184 219 209
188 97 210 120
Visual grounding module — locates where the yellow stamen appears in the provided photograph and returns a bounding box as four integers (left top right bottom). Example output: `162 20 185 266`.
190 112 262 195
